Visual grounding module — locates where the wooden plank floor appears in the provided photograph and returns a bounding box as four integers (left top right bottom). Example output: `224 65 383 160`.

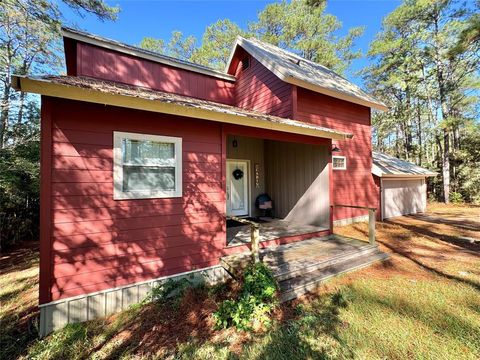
221 235 371 277
227 218 328 247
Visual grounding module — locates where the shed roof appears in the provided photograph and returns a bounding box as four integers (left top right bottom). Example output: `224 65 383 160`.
372 152 437 178
12 75 353 141
226 37 388 111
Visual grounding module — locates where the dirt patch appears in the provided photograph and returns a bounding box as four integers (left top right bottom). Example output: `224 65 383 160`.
85 281 256 358
0 241 39 273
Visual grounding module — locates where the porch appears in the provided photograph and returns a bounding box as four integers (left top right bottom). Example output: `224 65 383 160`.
221 233 389 302
221 131 389 300
227 217 329 247
222 205 388 302
224 133 331 248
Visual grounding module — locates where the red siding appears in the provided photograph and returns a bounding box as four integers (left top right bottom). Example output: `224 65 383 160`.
42 42 378 302
44 98 226 302
42 97 331 303
296 87 378 222
73 42 235 105
233 49 293 118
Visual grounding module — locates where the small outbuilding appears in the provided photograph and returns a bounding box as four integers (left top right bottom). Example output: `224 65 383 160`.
372 152 437 220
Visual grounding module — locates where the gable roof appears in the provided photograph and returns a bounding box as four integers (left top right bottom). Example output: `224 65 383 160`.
12 75 353 141
63 28 385 111
62 27 236 82
226 37 388 111
372 152 436 178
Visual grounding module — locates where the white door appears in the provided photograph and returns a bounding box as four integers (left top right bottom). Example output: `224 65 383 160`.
226 160 249 216
383 178 426 219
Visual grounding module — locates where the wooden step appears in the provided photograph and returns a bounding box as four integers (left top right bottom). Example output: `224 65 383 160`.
279 250 390 302
274 244 378 282
221 236 376 279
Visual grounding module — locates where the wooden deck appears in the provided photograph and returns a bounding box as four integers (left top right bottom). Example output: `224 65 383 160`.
227 218 328 247
221 235 389 301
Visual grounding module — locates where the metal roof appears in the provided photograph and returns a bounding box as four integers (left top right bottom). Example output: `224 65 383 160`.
63 28 387 111
372 152 437 178
12 75 353 141
226 37 388 111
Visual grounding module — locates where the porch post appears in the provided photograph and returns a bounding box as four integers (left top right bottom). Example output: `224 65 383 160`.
368 209 376 245
329 205 334 235
251 223 260 263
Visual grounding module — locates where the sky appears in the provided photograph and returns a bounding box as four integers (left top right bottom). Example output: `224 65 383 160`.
58 0 402 86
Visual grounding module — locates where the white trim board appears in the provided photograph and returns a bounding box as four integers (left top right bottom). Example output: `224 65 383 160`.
113 131 183 200
226 159 251 217
12 76 353 141
332 155 347 170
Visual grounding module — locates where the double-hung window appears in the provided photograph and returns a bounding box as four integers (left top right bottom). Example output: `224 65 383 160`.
113 132 182 199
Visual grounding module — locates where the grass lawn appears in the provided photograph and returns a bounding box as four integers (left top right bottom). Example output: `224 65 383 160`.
1 203 479 359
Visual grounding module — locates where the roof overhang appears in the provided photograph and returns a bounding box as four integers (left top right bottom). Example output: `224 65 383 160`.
12 76 353 141
226 37 388 112
376 174 436 179
372 166 437 178
62 27 236 82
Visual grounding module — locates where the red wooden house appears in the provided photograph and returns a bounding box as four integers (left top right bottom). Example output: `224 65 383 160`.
13 28 391 336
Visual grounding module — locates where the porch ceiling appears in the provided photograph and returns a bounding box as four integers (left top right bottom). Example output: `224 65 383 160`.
12 75 353 141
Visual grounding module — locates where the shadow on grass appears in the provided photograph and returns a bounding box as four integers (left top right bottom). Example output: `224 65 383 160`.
0 242 39 275
387 219 480 252
405 213 480 232
243 291 354 360
29 283 230 359
349 223 480 291
27 285 355 359
0 278 37 303
384 238 480 291
346 282 480 353
0 243 39 360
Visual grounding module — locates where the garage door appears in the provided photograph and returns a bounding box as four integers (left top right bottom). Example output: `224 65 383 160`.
383 178 426 219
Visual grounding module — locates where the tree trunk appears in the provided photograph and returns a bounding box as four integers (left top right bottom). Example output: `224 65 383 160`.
17 91 26 124
453 126 460 151
433 11 451 203
442 130 450 203
417 104 423 166
0 83 11 149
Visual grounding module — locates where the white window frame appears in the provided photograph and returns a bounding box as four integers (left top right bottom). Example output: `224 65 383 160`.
113 131 182 200
332 155 347 170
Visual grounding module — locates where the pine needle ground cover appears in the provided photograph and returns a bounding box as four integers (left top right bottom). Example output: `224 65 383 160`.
1 204 479 359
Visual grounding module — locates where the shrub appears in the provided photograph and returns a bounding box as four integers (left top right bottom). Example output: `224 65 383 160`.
214 262 278 331
149 277 194 305
450 191 464 203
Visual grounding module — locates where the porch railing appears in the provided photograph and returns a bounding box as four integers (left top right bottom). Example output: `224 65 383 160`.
227 216 260 263
330 204 377 246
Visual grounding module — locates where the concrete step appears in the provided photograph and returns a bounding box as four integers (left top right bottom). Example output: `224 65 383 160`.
273 244 378 282
279 250 390 302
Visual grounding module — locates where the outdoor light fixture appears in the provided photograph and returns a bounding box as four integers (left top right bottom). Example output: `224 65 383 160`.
232 138 238 148
332 144 341 152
